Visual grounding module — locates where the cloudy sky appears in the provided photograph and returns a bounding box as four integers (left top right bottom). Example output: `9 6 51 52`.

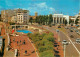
0 0 79 16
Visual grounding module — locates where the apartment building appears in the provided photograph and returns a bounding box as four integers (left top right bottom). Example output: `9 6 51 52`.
1 10 15 22
16 9 29 24
1 9 29 24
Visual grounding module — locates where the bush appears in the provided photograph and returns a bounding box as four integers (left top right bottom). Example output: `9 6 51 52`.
9 22 15 25
40 50 54 57
27 32 55 57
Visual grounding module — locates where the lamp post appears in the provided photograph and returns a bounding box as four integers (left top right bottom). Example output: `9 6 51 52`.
79 52 80 57
62 40 68 57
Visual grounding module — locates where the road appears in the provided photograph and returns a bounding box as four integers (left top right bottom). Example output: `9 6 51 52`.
43 26 79 57
66 28 80 53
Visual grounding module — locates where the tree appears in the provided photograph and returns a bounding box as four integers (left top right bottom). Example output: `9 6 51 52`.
40 50 54 57
48 14 53 25
35 14 53 25
27 33 55 57
65 20 67 25
29 17 33 24
75 19 79 24
9 22 15 25
45 15 48 25
69 19 73 24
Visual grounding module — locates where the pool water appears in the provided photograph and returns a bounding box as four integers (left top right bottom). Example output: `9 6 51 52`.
16 30 32 33
0 36 2 38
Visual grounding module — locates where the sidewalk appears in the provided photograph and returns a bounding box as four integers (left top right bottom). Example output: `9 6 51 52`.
53 31 64 57
10 34 38 57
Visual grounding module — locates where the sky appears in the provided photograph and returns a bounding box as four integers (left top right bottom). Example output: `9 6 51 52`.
0 0 79 16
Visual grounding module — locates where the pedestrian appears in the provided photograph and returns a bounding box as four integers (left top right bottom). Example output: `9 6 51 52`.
25 50 27 54
13 38 15 42
17 41 18 45
23 40 25 44
20 40 21 44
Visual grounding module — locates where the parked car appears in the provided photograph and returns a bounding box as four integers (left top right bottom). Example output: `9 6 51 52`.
31 41 34 43
76 38 80 43
70 27 73 29
75 30 79 32
78 27 80 29
58 26 61 28
77 32 80 35
62 40 68 45
73 28 77 31
70 35 74 38
65 27 68 29
56 29 59 32
70 29 73 32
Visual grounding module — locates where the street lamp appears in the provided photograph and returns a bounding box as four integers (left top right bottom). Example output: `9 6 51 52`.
62 40 68 57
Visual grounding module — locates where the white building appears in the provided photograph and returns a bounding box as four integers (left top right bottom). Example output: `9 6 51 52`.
70 10 80 26
17 9 29 24
11 15 17 23
52 14 69 25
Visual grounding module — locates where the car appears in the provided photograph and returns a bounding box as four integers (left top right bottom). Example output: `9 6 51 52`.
31 41 34 43
65 27 68 29
58 26 61 28
76 25 79 27
77 32 80 35
56 29 59 32
70 29 73 32
70 35 74 38
63 40 67 42
70 27 73 29
78 27 80 29
75 30 79 32
62 40 68 45
76 38 80 43
73 28 77 31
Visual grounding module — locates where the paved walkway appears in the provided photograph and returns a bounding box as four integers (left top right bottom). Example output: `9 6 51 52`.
10 34 38 57
53 31 64 57
4 50 15 57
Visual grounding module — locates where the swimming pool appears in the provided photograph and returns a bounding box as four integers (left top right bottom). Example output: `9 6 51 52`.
16 30 32 33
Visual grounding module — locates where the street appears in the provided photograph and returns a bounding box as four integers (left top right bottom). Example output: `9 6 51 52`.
43 26 79 57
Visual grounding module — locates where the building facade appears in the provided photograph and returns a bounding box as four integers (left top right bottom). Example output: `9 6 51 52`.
70 10 80 26
1 10 15 22
16 9 29 24
52 14 69 25
77 10 80 26
1 9 29 24
11 15 17 23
